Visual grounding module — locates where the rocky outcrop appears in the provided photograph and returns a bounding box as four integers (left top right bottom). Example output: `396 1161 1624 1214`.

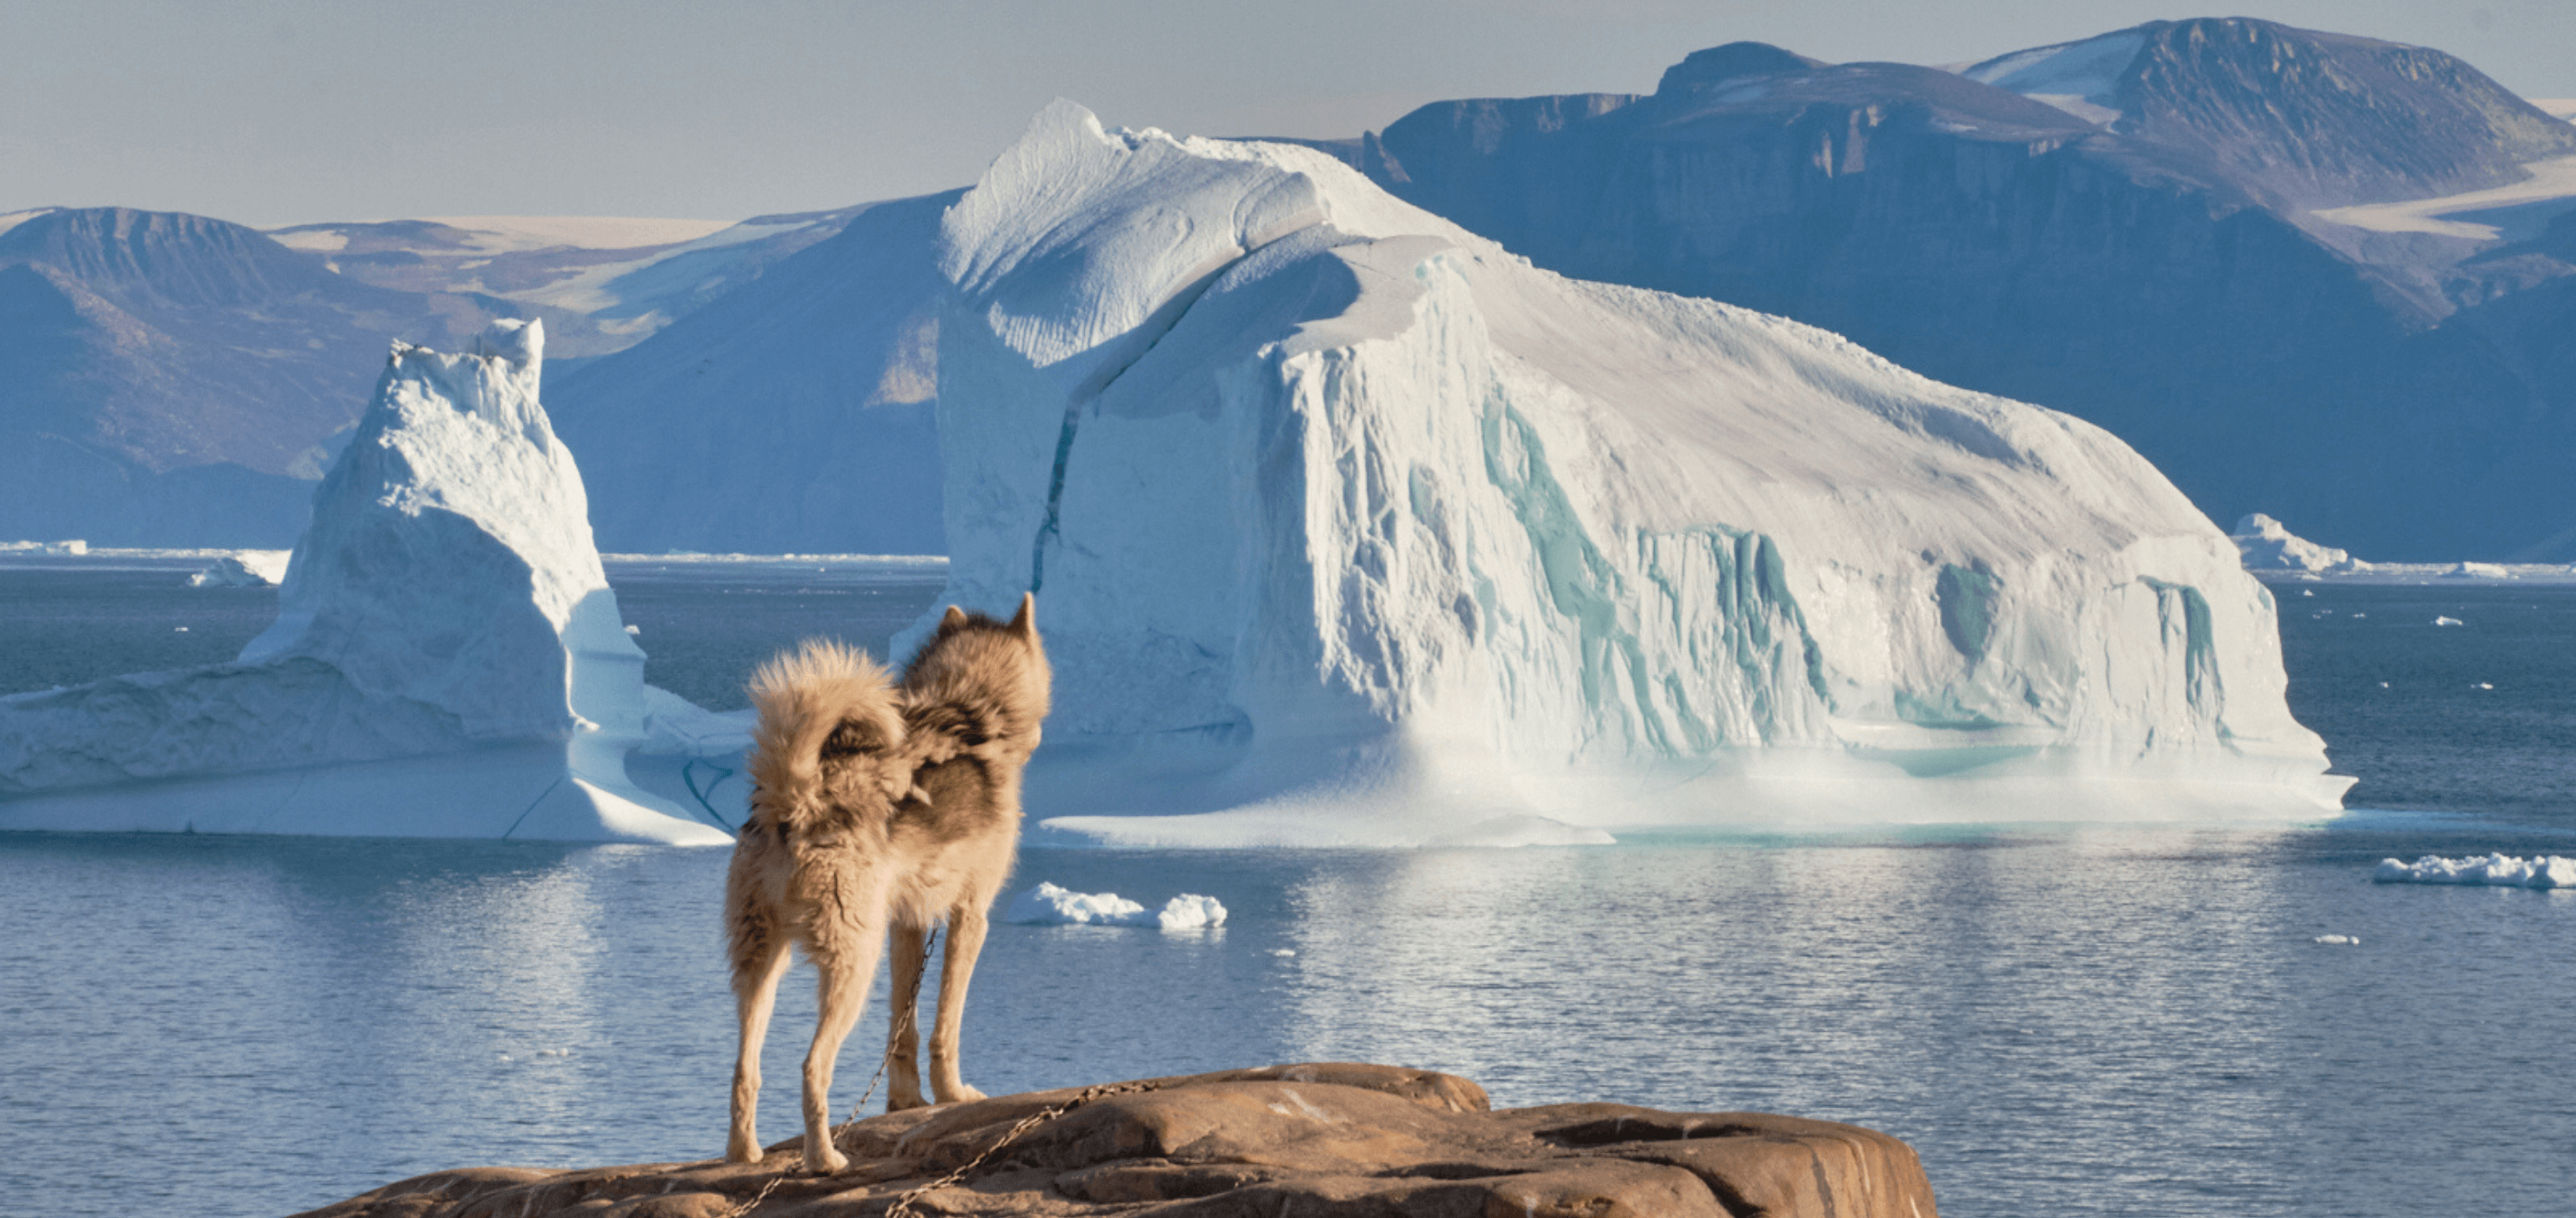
291 1063 1937 1218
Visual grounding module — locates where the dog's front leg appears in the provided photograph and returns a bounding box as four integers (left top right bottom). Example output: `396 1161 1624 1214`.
800 932 882 1173
727 933 793 1163
927 906 990 1105
885 922 929 1109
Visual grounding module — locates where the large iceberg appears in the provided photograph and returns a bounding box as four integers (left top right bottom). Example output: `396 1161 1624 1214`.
900 102 2349 847
0 319 732 844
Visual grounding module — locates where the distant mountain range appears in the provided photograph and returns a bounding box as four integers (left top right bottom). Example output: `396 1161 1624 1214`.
5 17 2575 559
1296 18 2576 561
0 205 853 545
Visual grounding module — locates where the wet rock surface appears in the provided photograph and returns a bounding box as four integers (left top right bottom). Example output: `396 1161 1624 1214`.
291 1062 1936 1218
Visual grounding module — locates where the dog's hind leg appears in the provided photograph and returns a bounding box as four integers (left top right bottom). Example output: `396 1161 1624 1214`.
800 932 883 1173
927 905 991 1105
726 927 793 1164
884 921 929 1110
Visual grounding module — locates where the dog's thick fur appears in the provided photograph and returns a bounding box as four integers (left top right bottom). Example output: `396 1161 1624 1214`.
724 595 1050 1170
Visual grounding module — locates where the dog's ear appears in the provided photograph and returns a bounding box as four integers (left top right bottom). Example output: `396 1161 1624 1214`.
940 605 970 633
1009 592 1036 639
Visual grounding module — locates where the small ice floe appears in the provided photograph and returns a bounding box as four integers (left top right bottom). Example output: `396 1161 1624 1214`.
624 624 641 635
2312 934 2360 946
2433 616 2464 626
174 626 189 632
2375 853 2576 888
2472 682 2494 691
2351 612 2366 619
1271 948 1297 958
1005 880 1228 930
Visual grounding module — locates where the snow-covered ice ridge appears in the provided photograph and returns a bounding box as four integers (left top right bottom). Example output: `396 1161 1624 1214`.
2376 854 2576 888
2231 513 2576 584
0 319 731 844
902 101 2349 847
188 550 291 586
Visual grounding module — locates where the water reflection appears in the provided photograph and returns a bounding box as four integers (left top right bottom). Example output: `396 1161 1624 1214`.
4 827 2573 1218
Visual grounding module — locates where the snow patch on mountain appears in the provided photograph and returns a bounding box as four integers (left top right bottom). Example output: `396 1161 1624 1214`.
0 318 730 844
904 101 2347 847
0 208 52 238
2309 153 2576 240
1961 30 2144 125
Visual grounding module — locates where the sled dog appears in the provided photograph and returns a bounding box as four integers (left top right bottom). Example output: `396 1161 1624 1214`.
724 594 1050 1170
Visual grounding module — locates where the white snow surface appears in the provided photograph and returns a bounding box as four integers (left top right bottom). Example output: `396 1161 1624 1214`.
2376 853 2576 888
1961 31 2145 126
2231 513 2362 573
1004 881 1228 929
0 318 729 844
900 101 2347 847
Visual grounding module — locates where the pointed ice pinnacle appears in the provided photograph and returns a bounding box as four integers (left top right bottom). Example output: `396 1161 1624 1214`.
0 318 728 844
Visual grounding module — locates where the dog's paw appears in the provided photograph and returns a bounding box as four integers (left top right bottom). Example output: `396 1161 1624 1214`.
806 1139 850 1174
935 1081 988 1105
726 1136 764 1165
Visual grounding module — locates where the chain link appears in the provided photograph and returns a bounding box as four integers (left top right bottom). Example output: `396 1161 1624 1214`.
714 926 940 1218
881 1079 1158 1218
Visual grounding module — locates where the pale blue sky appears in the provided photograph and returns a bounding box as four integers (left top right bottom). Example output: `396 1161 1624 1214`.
3 0 2566 224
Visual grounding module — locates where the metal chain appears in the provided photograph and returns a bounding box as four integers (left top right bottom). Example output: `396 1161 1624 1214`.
714 926 940 1218
881 1079 1160 1218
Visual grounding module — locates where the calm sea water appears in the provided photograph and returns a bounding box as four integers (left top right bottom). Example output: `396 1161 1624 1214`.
3 560 2572 1218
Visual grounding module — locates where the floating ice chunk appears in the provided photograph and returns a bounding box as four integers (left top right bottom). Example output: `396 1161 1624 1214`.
2434 616 2464 626
1005 881 1228 929
1007 881 1147 925
2472 682 2494 690
186 550 291 587
1154 893 1228 930
2312 934 2360 946
0 539 88 555
2230 513 2360 573
2441 562 2509 579
2375 854 2576 888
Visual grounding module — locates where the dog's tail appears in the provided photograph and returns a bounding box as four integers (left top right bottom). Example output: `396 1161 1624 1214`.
745 639 903 833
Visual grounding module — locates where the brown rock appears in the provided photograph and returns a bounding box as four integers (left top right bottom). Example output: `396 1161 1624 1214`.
291 1062 1935 1218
